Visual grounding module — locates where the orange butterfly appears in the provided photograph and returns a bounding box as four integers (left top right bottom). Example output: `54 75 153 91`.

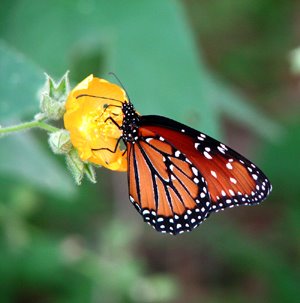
98 100 271 235
67 76 272 235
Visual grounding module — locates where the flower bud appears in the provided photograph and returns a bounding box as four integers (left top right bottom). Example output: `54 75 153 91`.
39 72 70 120
40 94 66 120
48 129 72 154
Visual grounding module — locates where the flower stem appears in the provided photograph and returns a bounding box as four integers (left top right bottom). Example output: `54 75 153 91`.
0 120 59 135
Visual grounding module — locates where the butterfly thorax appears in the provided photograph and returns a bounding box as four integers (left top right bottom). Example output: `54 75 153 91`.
121 102 140 143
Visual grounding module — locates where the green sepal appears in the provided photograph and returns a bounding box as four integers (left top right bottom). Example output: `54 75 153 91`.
84 163 97 184
65 148 84 185
39 72 70 120
65 148 98 185
48 129 72 154
47 71 70 101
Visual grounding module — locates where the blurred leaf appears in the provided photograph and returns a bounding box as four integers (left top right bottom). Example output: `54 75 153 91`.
204 220 300 302
0 40 44 120
203 72 283 140
0 41 75 195
262 120 300 200
130 275 179 303
0 132 75 198
0 0 277 140
262 120 300 247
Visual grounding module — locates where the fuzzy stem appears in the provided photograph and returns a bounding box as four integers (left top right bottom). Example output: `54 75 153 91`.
0 120 59 135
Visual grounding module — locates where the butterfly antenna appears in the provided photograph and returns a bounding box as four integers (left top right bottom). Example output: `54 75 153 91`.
108 72 132 102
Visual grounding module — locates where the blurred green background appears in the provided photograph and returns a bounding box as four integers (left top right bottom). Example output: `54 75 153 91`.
0 1 299 302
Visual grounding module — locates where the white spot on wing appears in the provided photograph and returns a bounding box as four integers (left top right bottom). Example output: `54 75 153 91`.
226 163 233 170
204 151 212 159
192 167 198 176
217 146 226 154
230 177 237 184
211 170 217 178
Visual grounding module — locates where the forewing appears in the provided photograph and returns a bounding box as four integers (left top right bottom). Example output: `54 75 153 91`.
139 116 272 214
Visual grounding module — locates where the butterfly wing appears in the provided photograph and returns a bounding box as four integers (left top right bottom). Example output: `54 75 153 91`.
127 135 211 235
138 115 272 213
126 115 272 234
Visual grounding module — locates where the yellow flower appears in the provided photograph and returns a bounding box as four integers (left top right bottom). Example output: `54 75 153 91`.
64 75 128 171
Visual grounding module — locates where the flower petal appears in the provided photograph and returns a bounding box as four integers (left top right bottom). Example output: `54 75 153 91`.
64 75 128 171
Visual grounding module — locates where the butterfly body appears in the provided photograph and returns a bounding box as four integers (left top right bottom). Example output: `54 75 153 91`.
119 101 272 235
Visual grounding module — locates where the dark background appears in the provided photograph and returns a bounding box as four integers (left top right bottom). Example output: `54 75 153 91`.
0 1 299 302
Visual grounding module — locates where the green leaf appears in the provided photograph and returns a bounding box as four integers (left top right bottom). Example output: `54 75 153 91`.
202 219 300 302
0 1 281 194
203 72 283 141
0 42 75 194
0 0 278 140
0 132 75 198
0 40 44 120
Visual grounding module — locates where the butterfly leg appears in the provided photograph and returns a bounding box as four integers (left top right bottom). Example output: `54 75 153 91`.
104 117 122 130
91 136 122 154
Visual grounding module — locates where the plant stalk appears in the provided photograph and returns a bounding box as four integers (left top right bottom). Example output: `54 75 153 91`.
0 120 59 135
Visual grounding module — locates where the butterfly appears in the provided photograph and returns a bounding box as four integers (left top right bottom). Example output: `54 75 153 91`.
88 89 272 235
